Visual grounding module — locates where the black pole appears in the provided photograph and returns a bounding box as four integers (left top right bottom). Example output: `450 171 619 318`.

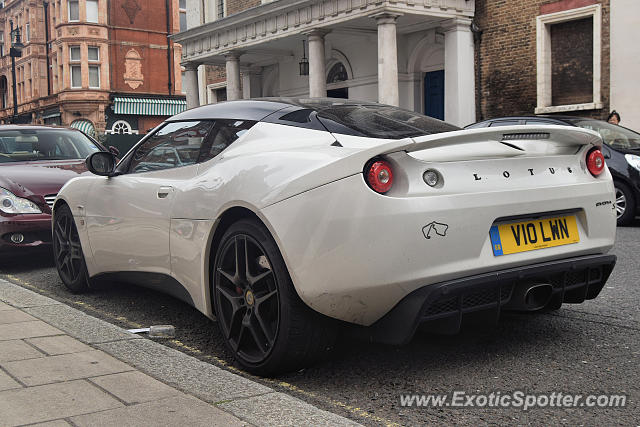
43 1 52 96
11 54 17 121
165 0 173 94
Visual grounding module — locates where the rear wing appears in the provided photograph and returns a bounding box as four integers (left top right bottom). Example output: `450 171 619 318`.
381 125 603 155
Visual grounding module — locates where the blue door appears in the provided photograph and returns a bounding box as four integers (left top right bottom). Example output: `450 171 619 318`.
424 70 444 120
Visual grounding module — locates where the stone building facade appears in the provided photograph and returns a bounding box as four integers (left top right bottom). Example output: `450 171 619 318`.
0 0 185 135
178 0 638 130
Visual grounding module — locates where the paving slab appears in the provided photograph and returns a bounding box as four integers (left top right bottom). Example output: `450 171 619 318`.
0 280 62 308
219 392 361 427
0 339 44 362
0 369 22 392
23 304 140 344
96 338 272 403
89 371 179 405
0 379 123 426
0 309 38 324
0 301 13 311
0 320 62 341
2 350 134 386
69 395 247 427
26 335 93 356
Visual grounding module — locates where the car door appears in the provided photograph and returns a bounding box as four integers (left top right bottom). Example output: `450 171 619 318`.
84 120 215 274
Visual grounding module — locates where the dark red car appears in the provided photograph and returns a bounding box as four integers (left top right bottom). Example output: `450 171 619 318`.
0 125 107 251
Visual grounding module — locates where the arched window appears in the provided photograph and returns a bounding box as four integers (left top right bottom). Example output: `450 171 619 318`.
326 62 348 84
111 120 133 134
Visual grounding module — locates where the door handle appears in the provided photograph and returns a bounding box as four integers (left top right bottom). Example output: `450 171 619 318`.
157 186 173 199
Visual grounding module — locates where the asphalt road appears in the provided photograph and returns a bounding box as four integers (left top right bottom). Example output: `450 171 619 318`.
1 221 639 426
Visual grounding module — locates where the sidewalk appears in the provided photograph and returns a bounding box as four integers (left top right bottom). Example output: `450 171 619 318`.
0 279 359 427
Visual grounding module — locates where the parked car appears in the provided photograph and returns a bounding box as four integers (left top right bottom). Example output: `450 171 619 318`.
467 116 640 225
54 99 616 375
0 125 111 252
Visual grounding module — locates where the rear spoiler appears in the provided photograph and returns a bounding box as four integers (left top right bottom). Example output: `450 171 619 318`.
380 125 603 155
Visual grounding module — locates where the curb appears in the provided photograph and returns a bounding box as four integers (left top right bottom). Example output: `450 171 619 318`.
0 278 361 426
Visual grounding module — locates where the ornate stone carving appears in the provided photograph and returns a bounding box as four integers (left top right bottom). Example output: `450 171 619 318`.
122 0 141 24
123 49 144 89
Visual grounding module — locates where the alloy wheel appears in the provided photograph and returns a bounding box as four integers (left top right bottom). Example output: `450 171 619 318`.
615 188 627 219
53 212 84 283
215 234 280 364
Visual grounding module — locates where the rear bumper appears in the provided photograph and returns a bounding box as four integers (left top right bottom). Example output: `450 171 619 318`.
358 254 616 345
0 214 52 250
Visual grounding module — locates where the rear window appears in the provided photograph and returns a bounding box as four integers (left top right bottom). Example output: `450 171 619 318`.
298 102 460 139
566 119 640 151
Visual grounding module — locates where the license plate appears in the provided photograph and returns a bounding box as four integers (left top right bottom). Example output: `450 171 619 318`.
489 215 580 256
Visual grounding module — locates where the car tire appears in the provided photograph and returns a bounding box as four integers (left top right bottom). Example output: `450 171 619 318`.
53 204 90 293
614 181 635 226
213 218 335 376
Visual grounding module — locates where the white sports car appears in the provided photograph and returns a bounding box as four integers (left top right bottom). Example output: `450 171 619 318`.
53 98 617 374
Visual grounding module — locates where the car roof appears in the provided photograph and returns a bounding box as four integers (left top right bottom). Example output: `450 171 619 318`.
0 124 82 131
167 97 383 122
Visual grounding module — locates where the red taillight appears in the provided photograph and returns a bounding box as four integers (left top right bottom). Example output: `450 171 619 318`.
366 160 393 193
587 149 605 176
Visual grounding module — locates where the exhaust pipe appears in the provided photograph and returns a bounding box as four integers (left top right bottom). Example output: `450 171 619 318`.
504 283 553 311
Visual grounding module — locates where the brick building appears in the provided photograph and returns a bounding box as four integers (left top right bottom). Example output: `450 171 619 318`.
0 0 186 135
177 0 638 130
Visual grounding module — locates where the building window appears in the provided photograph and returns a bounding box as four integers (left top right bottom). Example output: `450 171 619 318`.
68 0 79 21
88 46 99 61
179 0 187 31
207 83 227 104
110 120 134 134
88 46 100 88
0 32 4 57
70 45 81 88
217 0 224 19
86 0 99 23
89 66 100 88
536 4 602 114
70 46 81 61
25 23 29 43
71 65 82 87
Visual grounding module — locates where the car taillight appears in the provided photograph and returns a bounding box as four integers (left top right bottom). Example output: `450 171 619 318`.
587 148 605 176
366 160 393 194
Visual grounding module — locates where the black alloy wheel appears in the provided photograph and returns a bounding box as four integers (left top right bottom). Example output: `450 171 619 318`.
215 233 280 364
53 204 90 293
213 219 336 375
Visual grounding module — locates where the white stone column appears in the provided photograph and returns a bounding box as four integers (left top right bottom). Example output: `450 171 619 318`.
242 68 263 99
225 52 243 101
183 63 200 109
375 13 401 106
306 29 330 98
443 18 476 127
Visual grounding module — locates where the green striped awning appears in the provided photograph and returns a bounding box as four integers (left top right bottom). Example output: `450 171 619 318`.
70 119 96 138
112 97 187 116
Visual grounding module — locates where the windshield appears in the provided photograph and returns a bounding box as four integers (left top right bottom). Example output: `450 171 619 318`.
0 128 100 163
566 119 640 150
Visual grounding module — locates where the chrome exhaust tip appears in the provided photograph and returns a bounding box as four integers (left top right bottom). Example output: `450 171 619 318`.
504 282 554 312
523 283 553 311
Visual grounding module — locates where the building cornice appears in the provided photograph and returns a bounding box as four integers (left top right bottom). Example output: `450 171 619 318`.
173 0 474 64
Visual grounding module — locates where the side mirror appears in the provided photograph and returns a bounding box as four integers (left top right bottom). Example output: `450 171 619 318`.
108 145 120 156
86 152 117 176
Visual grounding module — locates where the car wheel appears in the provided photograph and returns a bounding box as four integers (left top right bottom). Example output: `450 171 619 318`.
614 181 635 226
213 218 335 375
53 204 90 293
